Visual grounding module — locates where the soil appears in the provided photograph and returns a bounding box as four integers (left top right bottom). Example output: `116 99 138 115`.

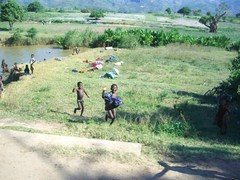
0 118 239 180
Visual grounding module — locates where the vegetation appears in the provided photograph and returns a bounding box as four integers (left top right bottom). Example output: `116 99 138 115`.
165 8 172 15
0 0 25 30
89 10 105 20
6 28 23 45
199 12 226 33
213 52 240 101
27 27 38 39
89 28 231 49
56 28 98 49
27 1 44 12
177 7 191 16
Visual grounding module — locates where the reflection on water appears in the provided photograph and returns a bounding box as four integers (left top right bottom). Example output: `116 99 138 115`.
0 45 72 71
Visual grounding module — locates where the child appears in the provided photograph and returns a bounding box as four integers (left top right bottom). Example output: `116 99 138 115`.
24 65 30 75
214 93 231 135
0 75 4 99
102 84 123 125
1 59 9 73
13 62 20 72
30 54 36 74
72 81 90 116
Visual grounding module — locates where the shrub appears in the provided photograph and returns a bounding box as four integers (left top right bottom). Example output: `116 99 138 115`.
227 40 240 51
57 28 98 49
6 28 23 45
117 33 140 48
152 116 190 137
214 53 240 101
27 28 38 39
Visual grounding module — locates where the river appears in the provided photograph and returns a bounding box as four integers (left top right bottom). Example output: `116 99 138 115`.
0 45 72 74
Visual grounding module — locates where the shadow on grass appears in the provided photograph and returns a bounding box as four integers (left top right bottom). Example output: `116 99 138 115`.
151 160 238 180
50 109 106 125
0 27 9 31
168 144 240 162
118 89 240 145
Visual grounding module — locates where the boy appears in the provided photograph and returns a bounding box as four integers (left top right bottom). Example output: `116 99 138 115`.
102 84 123 125
214 93 231 135
0 75 4 99
30 54 36 74
72 81 90 116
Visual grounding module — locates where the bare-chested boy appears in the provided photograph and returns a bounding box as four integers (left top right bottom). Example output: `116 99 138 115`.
72 81 90 116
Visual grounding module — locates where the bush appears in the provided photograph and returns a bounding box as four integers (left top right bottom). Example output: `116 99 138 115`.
52 19 64 23
6 28 23 45
227 40 240 51
117 33 140 48
57 28 98 49
214 53 240 101
153 116 190 137
27 28 38 39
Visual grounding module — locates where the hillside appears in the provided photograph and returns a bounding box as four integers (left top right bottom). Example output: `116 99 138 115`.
14 0 240 15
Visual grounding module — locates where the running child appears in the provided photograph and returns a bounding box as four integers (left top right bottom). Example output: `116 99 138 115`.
102 84 123 125
72 81 90 116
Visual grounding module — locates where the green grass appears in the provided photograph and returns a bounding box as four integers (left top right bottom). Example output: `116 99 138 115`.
0 44 239 162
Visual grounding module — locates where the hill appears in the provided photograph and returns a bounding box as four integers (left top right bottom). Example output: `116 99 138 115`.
14 0 240 15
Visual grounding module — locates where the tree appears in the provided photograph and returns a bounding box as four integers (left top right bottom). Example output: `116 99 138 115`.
236 13 240 18
27 1 43 12
165 7 172 15
216 2 230 16
199 11 226 33
89 10 105 20
177 7 191 16
192 9 201 16
0 0 25 30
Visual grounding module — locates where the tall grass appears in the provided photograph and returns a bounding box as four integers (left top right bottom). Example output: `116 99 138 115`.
0 44 239 161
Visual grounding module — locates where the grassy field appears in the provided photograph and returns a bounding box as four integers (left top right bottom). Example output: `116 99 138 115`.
0 44 239 162
1 11 240 163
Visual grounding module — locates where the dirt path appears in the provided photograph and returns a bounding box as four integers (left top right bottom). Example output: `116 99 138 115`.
0 119 239 180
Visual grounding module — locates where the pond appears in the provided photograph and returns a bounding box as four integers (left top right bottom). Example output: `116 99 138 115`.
0 45 73 74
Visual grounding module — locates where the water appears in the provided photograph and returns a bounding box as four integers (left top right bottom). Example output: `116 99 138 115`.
0 45 72 74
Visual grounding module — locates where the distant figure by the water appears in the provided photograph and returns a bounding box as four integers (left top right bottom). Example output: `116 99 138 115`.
24 65 30 75
1 59 9 73
0 75 4 99
30 54 36 74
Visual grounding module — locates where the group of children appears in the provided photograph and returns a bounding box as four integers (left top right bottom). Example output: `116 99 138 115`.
0 54 36 99
1 54 36 75
72 82 123 125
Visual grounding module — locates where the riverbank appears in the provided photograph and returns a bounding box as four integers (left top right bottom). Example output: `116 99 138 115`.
0 45 74 76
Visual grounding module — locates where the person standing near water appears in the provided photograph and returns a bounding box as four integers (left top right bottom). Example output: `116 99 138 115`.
0 75 4 99
30 54 36 74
